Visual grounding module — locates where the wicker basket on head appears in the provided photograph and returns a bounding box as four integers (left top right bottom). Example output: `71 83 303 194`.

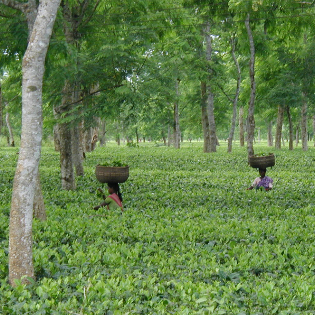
95 165 129 183
248 154 275 169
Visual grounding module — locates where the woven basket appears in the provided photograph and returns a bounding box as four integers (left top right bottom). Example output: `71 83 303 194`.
95 165 129 183
248 154 275 169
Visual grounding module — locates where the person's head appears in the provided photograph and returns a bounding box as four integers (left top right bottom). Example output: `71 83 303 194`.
258 168 266 177
107 182 123 201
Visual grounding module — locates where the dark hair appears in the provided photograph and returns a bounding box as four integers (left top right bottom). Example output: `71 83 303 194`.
107 182 123 202
259 168 266 172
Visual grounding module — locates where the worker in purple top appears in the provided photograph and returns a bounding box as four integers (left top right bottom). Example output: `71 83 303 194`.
247 168 273 191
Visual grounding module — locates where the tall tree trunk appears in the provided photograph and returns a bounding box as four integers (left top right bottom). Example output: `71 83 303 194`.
99 119 106 146
71 87 84 176
173 79 180 149
295 127 299 147
5 112 15 147
53 114 61 151
227 36 241 153
167 124 171 147
201 82 211 152
72 124 84 176
58 82 76 190
245 14 256 157
84 125 98 152
275 105 284 149
61 3 85 180
9 0 61 286
286 105 294 150
239 107 245 147
204 21 217 152
267 121 273 147
301 104 308 150
313 115 315 147
301 98 308 151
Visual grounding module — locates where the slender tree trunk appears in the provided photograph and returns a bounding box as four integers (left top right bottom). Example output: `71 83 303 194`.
71 88 84 176
9 0 61 286
295 127 299 147
72 124 84 176
201 82 211 152
84 126 98 152
313 115 315 147
62 3 86 178
5 112 15 147
245 14 256 157
275 105 284 149
286 105 294 150
53 116 60 151
99 119 106 146
267 121 273 147
173 79 180 149
167 124 171 147
239 107 245 146
58 82 76 190
204 22 217 152
301 98 308 151
227 36 241 153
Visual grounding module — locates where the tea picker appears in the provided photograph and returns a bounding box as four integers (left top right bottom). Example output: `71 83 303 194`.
93 164 129 212
247 154 275 191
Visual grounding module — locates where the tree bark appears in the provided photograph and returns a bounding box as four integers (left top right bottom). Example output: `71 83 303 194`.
53 112 60 151
245 14 256 157
295 127 299 147
58 82 76 190
275 105 284 149
33 174 46 221
173 79 180 149
60 3 85 180
301 99 308 151
204 22 217 152
267 121 273 147
313 115 315 147
201 81 211 152
72 124 84 176
286 105 294 150
5 112 15 147
167 124 171 147
99 119 106 146
9 0 61 286
84 125 98 152
239 107 245 146
227 36 241 153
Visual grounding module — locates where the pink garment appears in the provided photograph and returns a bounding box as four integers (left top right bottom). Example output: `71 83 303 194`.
108 193 123 209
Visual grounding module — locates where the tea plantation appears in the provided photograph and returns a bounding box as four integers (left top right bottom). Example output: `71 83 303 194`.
1 142 315 314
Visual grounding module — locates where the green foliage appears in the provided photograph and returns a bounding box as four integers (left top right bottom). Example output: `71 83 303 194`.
1 143 315 313
98 160 128 167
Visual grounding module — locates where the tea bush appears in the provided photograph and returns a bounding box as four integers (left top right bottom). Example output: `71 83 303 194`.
1 142 315 314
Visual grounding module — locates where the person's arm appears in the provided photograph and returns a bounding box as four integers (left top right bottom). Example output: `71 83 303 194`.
97 188 106 200
247 177 259 190
265 178 273 191
94 201 109 210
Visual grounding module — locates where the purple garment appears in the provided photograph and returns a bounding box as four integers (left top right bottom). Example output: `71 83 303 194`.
256 176 273 189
